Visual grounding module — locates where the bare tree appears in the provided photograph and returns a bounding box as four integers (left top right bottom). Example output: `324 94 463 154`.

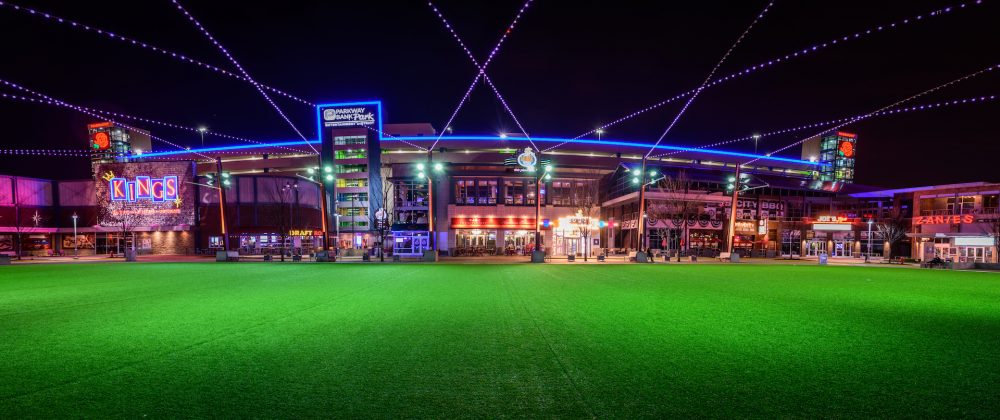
261 180 293 261
876 209 908 261
986 213 1000 263
375 176 395 262
577 171 602 261
99 199 148 260
649 171 705 262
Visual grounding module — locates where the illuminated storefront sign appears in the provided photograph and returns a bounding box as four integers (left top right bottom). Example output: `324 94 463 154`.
516 148 537 170
815 215 849 223
289 229 324 236
451 216 540 229
913 215 975 225
109 176 179 203
321 104 379 128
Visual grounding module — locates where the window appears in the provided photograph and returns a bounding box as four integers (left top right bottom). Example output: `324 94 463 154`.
454 178 497 205
337 193 368 203
336 178 368 188
335 164 367 174
550 180 596 207
335 149 367 159
338 207 368 216
334 136 366 146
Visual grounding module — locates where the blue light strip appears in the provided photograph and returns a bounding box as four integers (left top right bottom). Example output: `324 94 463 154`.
138 140 321 157
386 135 818 166
139 132 816 166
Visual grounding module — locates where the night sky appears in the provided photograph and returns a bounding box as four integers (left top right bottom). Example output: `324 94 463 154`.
1 0 997 187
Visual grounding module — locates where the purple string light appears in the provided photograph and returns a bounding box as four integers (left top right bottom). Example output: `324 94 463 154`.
550 0 983 150
0 78 307 155
364 126 428 151
650 93 999 159
0 148 93 158
428 0 539 151
428 0 534 151
745 63 998 166
0 84 215 160
171 1 316 154
0 1 314 108
644 1 775 159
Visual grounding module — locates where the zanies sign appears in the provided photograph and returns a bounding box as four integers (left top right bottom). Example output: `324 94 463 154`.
94 162 196 227
913 215 975 225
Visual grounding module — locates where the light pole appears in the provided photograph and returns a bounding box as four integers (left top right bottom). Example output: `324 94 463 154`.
71 212 79 259
866 219 873 259
631 162 661 261
752 133 761 155
198 127 207 148
416 158 444 257
596 128 605 141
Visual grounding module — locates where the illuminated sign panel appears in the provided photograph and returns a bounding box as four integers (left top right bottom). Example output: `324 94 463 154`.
95 162 195 227
319 103 381 130
109 176 178 203
913 215 975 225
451 216 540 229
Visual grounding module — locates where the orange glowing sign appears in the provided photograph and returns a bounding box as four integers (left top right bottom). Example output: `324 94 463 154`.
87 121 113 129
838 140 855 158
814 215 849 223
92 131 111 150
913 215 974 225
836 131 857 138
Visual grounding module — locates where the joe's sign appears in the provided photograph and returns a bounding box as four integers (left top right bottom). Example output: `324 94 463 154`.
110 176 179 203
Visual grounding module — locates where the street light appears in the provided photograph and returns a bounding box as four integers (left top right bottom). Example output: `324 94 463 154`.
596 128 605 141
752 133 762 155
198 127 208 148
867 218 874 261
71 212 79 259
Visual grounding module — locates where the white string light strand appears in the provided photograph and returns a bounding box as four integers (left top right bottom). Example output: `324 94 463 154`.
0 1 314 108
745 63 998 166
427 0 539 152
0 84 214 160
553 0 985 149
650 93 999 159
0 78 308 155
644 1 776 158
0 148 92 157
428 0 534 151
170 1 316 154
364 125 429 151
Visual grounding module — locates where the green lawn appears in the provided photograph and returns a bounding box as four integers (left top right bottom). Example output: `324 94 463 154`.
1 263 998 418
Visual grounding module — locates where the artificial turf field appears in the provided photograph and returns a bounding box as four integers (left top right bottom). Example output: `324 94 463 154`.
1 263 998 418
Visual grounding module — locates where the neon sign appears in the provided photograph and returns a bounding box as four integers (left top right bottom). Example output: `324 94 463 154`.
913 215 974 225
110 176 179 203
516 148 537 170
815 215 850 223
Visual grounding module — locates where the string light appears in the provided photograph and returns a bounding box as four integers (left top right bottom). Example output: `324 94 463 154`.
428 0 534 151
0 79 307 155
171 0 316 153
364 125 428 151
0 149 92 157
552 0 983 149
645 1 775 158
0 0 314 107
428 0 538 151
746 63 997 165
651 93 999 159
0 80 214 160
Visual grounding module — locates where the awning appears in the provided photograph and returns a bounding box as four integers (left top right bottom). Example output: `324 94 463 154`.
0 227 58 234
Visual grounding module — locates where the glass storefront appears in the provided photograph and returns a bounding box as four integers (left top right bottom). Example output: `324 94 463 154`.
502 230 535 255
393 231 429 256
454 229 497 256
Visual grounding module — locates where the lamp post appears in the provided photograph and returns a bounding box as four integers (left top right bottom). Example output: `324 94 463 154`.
198 127 207 148
596 128 605 141
726 165 742 256
752 133 761 155
416 156 444 256
866 220 873 259
71 212 79 259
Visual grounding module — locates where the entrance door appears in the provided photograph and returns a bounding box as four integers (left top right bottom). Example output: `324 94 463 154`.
566 238 580 256
833 241 851 257
807 240 826 256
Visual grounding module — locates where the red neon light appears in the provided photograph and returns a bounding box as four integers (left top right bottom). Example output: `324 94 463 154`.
913 215 974 225
836 131 857 138
92 132 111 150
451 216 539 230
88 121 113 129
838 140 855 158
